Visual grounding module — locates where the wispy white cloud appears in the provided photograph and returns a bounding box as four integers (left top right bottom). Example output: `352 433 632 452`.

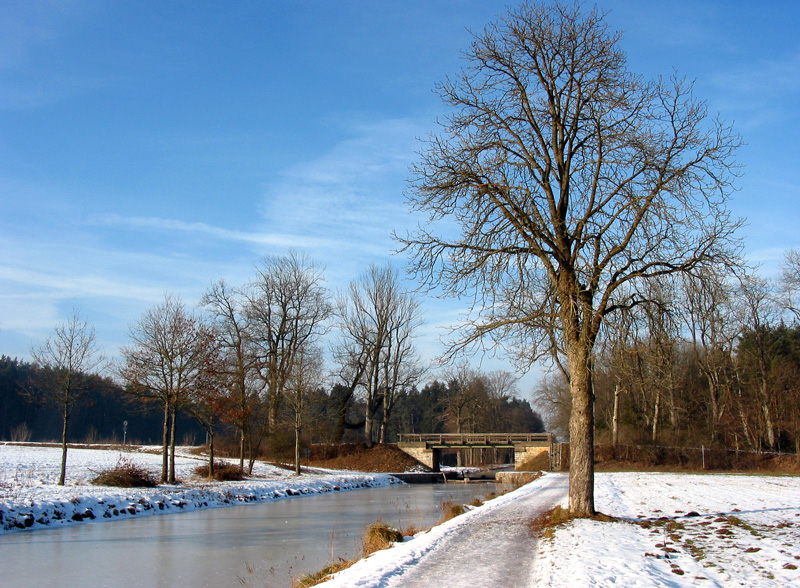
257 117 426 275
711 51 800 127
90 213 336 250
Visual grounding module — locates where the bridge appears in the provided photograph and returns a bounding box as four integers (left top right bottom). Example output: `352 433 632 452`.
397 433 555 472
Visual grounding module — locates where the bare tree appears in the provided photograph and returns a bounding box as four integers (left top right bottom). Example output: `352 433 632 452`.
201 280 261 470
29 310 103 485
781 249 800 319
120 295 211 484
335 264 424 447
183 324 230 479
284 343 325 475
399 2 740 515
247 252 332 444
681 271 739 444
734 273 781 450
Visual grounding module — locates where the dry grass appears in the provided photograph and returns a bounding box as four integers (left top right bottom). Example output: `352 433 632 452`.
193 461 245 481
294 520 404 587
293 558 354 588
363 521 404 556
438 500 466 524
92 457 157 488
531 506 618 540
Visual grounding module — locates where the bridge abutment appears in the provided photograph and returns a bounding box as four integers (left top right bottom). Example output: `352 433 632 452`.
396 442 441 472
397 433 554 472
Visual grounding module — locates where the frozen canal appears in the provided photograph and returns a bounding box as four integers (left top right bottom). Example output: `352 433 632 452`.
1 482 497 588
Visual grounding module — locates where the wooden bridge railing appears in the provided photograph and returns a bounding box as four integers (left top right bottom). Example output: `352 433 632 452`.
398 433 553 446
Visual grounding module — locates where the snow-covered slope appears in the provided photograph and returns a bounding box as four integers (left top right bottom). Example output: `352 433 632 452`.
0 443 398 534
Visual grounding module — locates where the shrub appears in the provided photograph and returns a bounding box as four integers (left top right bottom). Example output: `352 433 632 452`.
362 521 404 556
193 462 245 481
92 457 157 488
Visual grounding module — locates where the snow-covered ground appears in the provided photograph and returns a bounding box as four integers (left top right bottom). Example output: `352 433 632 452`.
0 443 398 534
3 444 799 587
325 472 800 587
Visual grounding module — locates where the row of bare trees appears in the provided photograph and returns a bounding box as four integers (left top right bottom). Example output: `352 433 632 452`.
22 253 427 484
115 253 423 481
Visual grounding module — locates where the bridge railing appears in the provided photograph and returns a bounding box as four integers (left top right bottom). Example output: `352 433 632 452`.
398 433 552 446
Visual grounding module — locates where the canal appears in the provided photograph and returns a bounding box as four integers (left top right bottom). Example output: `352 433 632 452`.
2 482 499 588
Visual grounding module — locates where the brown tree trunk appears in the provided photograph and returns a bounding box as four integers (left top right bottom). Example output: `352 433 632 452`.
59 414 69 486
161 402 169 483
169 407 177 484
612 384 620 448
294 415 302 476
567 343 595 517
208 428 215 479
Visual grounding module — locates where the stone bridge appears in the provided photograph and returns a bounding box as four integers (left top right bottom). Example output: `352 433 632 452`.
397 433 555 471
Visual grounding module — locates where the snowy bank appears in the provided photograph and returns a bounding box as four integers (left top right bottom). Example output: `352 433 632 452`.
0 443 399 534
321 472 800 587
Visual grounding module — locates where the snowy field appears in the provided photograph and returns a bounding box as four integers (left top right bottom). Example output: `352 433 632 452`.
0 443 398 534
324 472 800 587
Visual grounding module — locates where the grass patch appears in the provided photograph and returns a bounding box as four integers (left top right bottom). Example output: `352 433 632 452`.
92 457 157 488
193 461 245 481
532 506 619 540
293 559 354 588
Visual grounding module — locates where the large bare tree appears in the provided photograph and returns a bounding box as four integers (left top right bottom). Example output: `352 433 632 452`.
29 310 103 485
399 2 740 515
201 280 261 470
284 342 325 475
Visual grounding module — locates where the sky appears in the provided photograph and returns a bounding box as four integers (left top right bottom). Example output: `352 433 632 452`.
1 0 799 398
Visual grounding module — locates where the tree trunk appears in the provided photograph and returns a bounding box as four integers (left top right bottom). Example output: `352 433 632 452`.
567 343 595 517
239 426 245 470
58 414 69 486
161 402 170 483
294 416 302 476
208 427 215 479
612 384 620 448
759 377 776 449
652 389 661 444
169 407 177 484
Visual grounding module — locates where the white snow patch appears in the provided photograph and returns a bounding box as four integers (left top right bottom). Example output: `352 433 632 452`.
0 443 399 534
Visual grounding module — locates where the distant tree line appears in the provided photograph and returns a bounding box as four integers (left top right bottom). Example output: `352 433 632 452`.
0 355 203 446
535 256 800 457
0 355 543 459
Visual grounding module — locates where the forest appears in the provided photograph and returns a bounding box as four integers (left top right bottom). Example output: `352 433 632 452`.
0 355 541 450
535 269 800 456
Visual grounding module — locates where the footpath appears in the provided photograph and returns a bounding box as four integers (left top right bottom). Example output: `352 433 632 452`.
323 473 569 588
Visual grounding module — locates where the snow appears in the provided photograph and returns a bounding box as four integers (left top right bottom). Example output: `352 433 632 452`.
324 472 800 587
3 444 799 587
0 443 399 534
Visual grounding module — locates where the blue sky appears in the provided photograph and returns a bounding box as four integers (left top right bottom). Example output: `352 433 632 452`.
2 1 799 396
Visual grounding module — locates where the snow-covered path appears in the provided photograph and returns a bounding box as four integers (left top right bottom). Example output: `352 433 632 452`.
387 474 568 588
323 473 569 588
